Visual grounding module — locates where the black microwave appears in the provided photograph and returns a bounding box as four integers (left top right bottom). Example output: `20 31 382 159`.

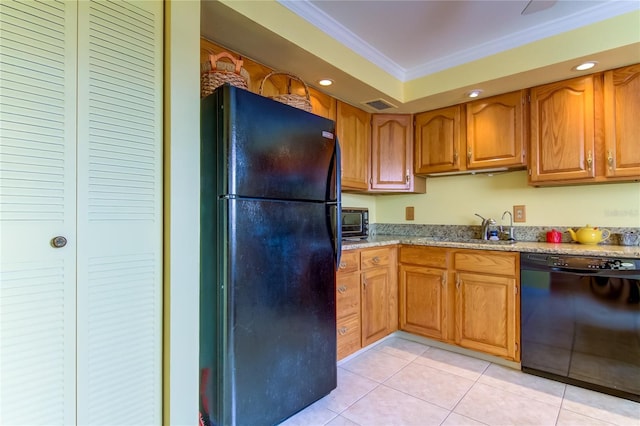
341 208 369 240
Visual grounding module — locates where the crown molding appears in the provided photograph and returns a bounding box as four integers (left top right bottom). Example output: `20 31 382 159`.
280 0 639 82
278 0 406 80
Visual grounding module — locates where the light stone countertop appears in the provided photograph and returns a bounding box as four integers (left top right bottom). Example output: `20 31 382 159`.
342 235 640 259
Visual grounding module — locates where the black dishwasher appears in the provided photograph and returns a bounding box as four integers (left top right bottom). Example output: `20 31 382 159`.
520 253 640 402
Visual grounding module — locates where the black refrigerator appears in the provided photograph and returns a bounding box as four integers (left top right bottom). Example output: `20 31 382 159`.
199 85 341 426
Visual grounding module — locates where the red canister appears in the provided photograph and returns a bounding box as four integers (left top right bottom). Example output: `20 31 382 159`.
546 229 562 243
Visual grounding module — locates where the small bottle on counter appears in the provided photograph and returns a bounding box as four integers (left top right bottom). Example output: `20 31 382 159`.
489 230 499 241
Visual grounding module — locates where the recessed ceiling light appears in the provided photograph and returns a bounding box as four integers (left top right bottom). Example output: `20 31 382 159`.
573 61 598 71
467 89 483 98
318 79 333 86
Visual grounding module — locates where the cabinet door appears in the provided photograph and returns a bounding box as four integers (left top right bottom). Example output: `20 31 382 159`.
0 2 78 423
399 265 448 340
455 272 517 360
337 101 371 190
309 87 337 121
466 90 527 170
414 105 464 174
604 64 640 178
529 75 597 183
371 114 425 192
361 267 391 346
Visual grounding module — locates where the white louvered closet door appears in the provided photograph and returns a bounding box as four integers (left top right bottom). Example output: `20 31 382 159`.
78 1 163 425
0 1 78 424
75 1 163 425
0 1 163 425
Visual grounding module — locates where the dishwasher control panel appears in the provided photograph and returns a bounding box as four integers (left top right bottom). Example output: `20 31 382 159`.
543 255 639 270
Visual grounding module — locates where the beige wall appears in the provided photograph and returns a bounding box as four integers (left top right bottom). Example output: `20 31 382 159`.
345 171 640 227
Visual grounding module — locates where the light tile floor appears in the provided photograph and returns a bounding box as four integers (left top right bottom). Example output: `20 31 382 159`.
280 337 640 426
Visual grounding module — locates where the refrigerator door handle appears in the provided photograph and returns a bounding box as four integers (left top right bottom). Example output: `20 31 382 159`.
332 204 342 269
333 138 342 269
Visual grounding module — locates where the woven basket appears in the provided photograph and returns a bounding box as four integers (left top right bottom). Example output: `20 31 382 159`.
201 52 249 98
259 71 312 113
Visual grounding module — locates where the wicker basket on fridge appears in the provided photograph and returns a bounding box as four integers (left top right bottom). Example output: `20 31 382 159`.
200 51 249 98
259 71 312 112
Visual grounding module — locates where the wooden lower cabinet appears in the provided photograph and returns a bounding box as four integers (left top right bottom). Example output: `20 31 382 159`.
399 246 450 340
336 247 397 360
453 250 520 361
455 272 517 359
361 247 398 347
399 245 520 362
336 251 361 360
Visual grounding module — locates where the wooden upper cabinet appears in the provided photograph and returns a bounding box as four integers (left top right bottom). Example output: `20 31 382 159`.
529 75 598 184
604 64 640 178
370 114 426 193
466 90 527 170
309 87 337 121
414 105 464 174
337 101 371 190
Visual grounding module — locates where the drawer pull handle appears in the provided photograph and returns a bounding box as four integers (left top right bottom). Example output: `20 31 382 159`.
338 327 348 335
337 285 347 293
586 150 593 171
371 256 380 264
339 262 347 269
607 150 614 170
441 272 447 287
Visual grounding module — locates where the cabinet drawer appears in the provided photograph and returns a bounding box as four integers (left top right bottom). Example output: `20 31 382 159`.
337 314 361 360
453 251 517 276
361 247 392 270
338 251 360 273
336 272 360 319
399 246 449 267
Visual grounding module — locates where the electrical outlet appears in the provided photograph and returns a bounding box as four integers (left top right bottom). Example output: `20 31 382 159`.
514 205 526 223
406 206 415 221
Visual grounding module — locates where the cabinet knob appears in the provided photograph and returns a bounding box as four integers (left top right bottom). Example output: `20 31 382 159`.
371 256 380 264
339 262 347 269
607 150 614 170
338 327 348 335
405 169 410 184
441 272 447 287
586 150 593 171
337 285 347 293
467 147 472 161
50 236 67 248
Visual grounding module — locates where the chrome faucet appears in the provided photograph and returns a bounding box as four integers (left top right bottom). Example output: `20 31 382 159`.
475 213 496 240
501 210 516 241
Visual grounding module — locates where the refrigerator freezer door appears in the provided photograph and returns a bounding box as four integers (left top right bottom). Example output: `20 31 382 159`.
201 198 337 426
202 85 338 202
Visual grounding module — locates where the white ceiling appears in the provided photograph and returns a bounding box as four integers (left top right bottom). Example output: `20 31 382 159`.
201 0 640 112
288 0 636 80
